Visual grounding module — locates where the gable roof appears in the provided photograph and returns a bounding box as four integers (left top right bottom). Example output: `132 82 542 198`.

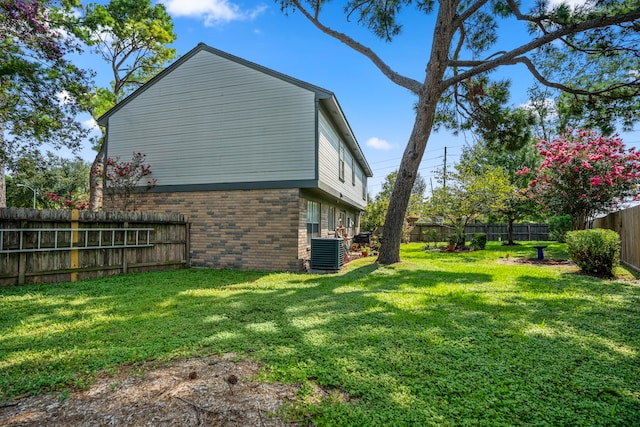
97 42 373 177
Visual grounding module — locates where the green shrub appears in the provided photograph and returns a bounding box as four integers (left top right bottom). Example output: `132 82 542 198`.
566 229 620 277
548 215 573 242
422 229 441 249
470 233 487 250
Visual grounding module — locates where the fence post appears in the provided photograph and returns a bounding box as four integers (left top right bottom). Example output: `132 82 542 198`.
70 210 79 282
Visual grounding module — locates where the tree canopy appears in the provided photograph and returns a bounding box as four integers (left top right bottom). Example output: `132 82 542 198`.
0 0 92 207
362 170 426 232
458 137 541 244
82 0 177 112
279 0 640 264
6 153 90 208
428 162 512 247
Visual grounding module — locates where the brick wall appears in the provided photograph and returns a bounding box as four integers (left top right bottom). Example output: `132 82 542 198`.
121 188 302 271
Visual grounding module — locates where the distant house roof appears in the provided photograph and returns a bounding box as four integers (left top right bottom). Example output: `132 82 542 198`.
97 42 373 178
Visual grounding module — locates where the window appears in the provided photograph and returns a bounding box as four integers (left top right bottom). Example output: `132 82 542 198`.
337 211 346 237
339 144 345 182
328 206 336 232
351 157 356 186
307 200 320 244
362 172 367 200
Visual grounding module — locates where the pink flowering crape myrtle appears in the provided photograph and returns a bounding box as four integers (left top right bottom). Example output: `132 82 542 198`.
518 129 640 230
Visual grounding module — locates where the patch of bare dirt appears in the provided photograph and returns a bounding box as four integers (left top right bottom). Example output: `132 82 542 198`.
0 354 302 427
499 257 575 266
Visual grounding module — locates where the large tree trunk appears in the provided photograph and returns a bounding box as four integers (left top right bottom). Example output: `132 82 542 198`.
507 217 515 245
377 3 457 264
378 103 437 264
89 138 105 212
0 162 5 208
0 122 6 208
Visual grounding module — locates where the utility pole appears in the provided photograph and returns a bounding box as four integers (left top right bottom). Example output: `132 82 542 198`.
443 146 447 188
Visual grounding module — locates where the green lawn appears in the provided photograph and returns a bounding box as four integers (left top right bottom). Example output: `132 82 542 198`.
1 242 639 426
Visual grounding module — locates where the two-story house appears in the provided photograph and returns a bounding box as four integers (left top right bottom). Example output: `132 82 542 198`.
97 43 372 271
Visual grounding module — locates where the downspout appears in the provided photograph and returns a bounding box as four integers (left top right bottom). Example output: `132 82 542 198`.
314 98 320 182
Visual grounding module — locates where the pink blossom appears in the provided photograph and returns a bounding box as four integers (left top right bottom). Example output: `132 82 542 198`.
590 176 602 186
527 128 640 228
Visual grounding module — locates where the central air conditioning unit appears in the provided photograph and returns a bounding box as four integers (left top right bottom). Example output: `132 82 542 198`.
310 238 345 272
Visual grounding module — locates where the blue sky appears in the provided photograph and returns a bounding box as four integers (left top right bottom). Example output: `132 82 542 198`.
74 0 640 196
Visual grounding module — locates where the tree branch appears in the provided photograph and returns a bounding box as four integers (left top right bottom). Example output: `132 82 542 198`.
288 0 422 94
455 0 489 27
449 55 639 98
506 0 547 33
514 56 639 97
441 8 640 90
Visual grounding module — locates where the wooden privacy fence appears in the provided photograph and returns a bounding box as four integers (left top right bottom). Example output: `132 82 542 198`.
409 223 549 242
0 208 189 286
592 205 640 273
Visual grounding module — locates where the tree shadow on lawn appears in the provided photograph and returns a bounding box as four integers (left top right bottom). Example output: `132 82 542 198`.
0 269 272 397
2 264 640 425
179 264 640 425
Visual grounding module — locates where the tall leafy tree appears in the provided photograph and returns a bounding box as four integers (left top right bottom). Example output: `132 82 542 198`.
81 0 176 210
458 140 540 244
0 0 92 207
362 170 426 231
6 153 90 208
428 163 512 248
278 0 640 264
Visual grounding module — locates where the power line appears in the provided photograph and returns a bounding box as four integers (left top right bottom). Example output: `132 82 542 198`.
366 144 465 166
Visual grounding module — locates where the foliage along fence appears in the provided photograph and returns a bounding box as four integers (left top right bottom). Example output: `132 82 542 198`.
409 223 549 243
0 208 189 286
592 204 640 273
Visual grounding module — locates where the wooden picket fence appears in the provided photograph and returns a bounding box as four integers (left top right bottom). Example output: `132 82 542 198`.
592 204 640 273
0 208 189 286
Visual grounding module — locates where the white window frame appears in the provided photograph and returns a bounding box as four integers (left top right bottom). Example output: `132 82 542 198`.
307 200 320 244
339 144 345 182
351 156 356 186
328 206 336 232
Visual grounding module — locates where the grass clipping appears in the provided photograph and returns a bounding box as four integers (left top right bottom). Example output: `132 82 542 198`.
0 354 300 426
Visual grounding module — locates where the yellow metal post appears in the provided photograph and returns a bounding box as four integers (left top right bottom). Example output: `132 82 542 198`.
70 209 79 282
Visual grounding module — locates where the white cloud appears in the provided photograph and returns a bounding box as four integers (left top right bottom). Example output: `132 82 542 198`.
159 0 267 26
521 98 558 119
56 90 72 105
83 118 99 130
366 137 394 151
547 0 591 9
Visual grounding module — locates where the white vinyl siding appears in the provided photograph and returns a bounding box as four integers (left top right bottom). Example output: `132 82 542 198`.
318 109 367 209
106 50 316 186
